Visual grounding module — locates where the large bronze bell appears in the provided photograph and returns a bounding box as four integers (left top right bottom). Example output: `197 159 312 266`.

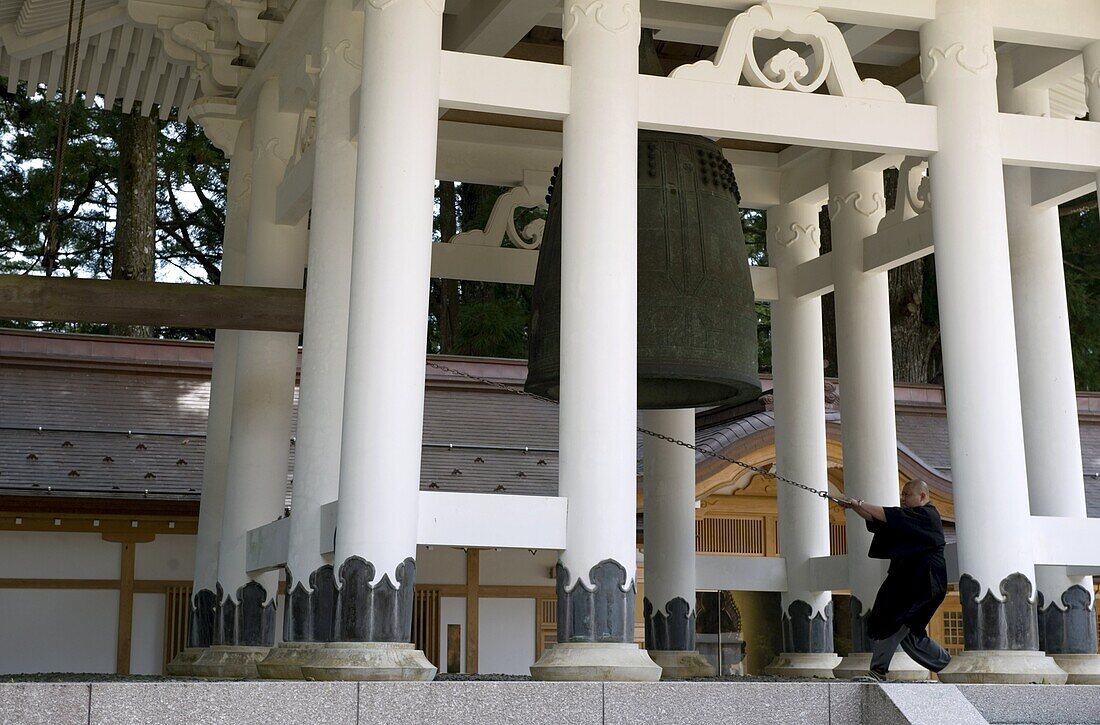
526 130 761 409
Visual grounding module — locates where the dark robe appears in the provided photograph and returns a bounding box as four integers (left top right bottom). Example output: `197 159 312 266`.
865 503 947 641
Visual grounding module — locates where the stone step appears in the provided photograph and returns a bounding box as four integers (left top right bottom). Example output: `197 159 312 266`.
957 684 1100 724
868 683 989 725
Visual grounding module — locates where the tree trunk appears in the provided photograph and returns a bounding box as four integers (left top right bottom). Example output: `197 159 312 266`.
110 112 157 337
882 168 940 383
819 206 838 378
437 181 460 353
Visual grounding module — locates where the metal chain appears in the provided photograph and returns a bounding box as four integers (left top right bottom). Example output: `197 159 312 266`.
426 360 844 504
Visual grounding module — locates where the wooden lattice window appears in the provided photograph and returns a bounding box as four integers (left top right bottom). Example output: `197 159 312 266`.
942 610 965 655
163 586 192 673
829 523 848 555
695 517 765 555
413 589 441 668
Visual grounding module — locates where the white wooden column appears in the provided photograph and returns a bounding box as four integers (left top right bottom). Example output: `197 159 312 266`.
1000 56 1100 685
828 151 926 679
765 202 840 678
258 0 363 679
1086 42 1100 209
192 78 309 679
642 409 714 678
530 0 658 682
168 118 251 675
299 0 440 682
921 0 1064 683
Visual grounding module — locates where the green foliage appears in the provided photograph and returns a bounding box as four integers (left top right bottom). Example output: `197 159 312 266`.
1060 198 1100 391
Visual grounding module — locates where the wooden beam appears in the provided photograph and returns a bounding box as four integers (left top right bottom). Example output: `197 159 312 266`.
465 548 479 674
0 275 305 332
116 541 136 675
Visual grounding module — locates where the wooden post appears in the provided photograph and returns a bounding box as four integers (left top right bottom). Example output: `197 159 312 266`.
116 541 136 674
465 548 479 674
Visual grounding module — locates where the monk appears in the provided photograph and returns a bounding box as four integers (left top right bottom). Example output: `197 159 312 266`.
840 479 952 681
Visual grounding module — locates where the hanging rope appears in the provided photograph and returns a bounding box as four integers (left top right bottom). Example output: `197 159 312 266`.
43 0 89 277
424 360 846 504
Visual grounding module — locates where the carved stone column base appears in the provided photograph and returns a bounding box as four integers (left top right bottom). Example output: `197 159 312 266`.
832 651 928 681
530 643 661 682
1051 653 1100 685
938 650 1067 684
190 645 271 678
765 652 842 679
165 647 205 677
256 642 325 680
648 650 716 679
300 642 436 681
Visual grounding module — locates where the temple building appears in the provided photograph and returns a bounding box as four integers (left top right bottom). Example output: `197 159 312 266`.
1 0 1100 696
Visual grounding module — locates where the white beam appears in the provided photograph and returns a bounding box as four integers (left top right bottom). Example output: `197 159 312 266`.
1001 113 1100 172
443 0 559 55
696 554 788 592
1030 168 1097 208
794 251 834 300
1032 516 1100 567
751 265 779 302
431 244 539 284
439 50 570 119
639 76 939 155
248 492 569 570
1010 47 1083 90
779 148 830 205
863 213 933 275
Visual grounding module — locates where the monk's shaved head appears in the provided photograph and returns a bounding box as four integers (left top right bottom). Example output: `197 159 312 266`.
903 479 929 496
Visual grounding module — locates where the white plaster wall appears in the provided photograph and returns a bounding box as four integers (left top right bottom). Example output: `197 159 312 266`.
478 549 556 586
130 593 165 675
417 545 466 585
478 598 535 675
134 535 195 580
0 589 118 674
439 597 466 674
0 532 119 578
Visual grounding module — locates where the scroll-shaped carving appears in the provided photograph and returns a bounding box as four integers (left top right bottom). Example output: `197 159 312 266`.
284 564 338 643
189 96 243 156
1038 584 1099 655
878 157 930 232
781 599 834 653
644 596 696 651
959 572 1038 651
335 556 417 643
562 0 641 42
828 191 885 220
556 560 635 643
770 222 820 249
921 44 996 83
449 170 551 250
671 1 903 102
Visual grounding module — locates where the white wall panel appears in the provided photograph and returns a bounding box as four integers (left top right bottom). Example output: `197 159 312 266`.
134 534 195 580
130 593 165 675
0 590 118 674
478 598 535 675
0 532 119 578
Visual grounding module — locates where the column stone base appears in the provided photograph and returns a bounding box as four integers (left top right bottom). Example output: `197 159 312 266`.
1051 653 1100 685
530 643 662 682
765 652 842 679
300 642 436 681
190 645 271 678
938 650 1068 684
648 650 716 679
165 647 205 676
256 641 325 680
833 651 929 681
